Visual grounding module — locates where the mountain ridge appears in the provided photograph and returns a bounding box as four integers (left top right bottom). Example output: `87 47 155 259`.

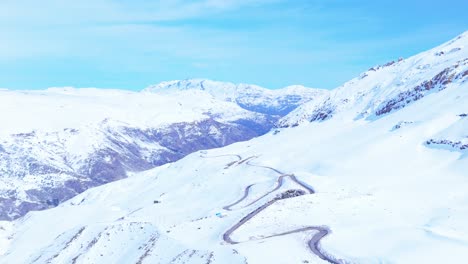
0 83 317 220
279 31 468 127
144 79 328 116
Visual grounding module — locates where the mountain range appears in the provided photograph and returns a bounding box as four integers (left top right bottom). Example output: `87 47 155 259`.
0 31 467 263
0 82 324 220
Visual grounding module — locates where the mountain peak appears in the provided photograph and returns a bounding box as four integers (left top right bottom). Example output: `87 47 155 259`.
144 79 325 93
144 79 327 116
145 79 232 92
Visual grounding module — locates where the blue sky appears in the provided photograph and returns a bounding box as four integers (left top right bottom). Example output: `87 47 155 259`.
1 0 467 90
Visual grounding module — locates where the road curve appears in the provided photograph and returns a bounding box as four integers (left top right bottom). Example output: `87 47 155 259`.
262 226 342 264
222 184 255 211
243 174 289 207
289 174 316 194
201 154 242 161
222 196 342 264
203 154 343 264
246 160 315 194
246 160 284 175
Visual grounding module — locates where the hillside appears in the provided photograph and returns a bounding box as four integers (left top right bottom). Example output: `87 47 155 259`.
0 87 319 220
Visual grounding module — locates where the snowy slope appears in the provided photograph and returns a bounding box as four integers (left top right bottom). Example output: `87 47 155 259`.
0 33 467 264
0 88 258 135
145 79 328 116
0 87 298 220
280 31 468 127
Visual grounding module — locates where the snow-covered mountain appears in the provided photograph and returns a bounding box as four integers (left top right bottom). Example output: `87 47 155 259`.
279 31 468 127
0 32 467 264
145 79 328 116
0 86 318 220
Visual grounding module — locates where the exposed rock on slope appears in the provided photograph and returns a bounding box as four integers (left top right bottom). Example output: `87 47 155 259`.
279 31 468 127
0 86 302 220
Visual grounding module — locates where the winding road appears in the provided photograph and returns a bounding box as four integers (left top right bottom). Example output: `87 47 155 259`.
202 154 344 264
222 184 255 211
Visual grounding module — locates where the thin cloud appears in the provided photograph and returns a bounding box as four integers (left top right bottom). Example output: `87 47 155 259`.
0 0 284 26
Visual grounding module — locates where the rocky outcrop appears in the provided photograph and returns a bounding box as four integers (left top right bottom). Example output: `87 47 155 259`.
425 139 468 151
275 189 306 200
375 59 468 117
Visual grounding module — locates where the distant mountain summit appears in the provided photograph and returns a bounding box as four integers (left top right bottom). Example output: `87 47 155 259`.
144 79 327 116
